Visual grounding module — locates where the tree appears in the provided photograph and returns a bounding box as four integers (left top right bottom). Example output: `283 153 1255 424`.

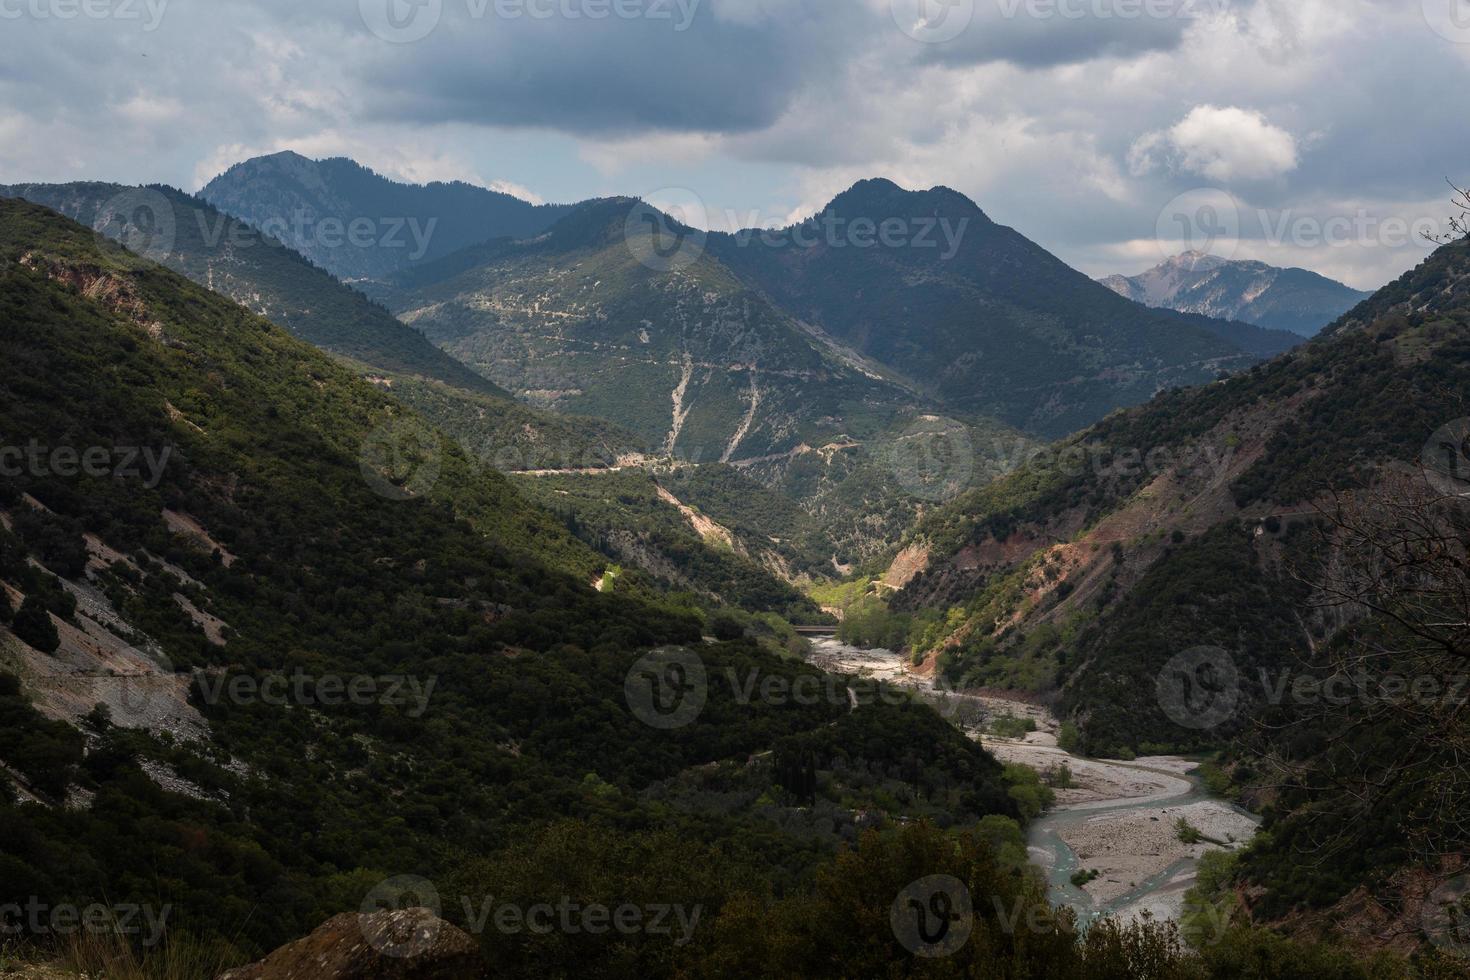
709 612 744 642
1259 465 1470 876
11 596 59 654
1057 721 1081 753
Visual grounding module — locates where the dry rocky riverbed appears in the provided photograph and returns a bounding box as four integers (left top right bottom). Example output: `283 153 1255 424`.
806 637 1259 925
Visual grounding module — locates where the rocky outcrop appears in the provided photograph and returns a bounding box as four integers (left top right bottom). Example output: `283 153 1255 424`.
216 909 482 980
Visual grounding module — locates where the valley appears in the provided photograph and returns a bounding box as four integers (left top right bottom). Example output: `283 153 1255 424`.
1 149 1467 979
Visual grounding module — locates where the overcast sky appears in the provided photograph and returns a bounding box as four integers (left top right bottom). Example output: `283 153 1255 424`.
3 0 1468 289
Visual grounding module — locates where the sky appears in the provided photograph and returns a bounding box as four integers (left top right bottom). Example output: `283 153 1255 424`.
2 0 1469 289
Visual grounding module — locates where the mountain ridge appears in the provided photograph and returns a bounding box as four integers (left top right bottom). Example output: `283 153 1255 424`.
200 151 573 280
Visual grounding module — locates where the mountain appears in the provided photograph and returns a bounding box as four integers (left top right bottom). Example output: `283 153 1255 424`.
0 182 647 471
709 179 1276 438
879 234 1470 945
0 199 1024 970
374 195 1053 563
377 196 932 463
1099 251 1373 337
200 151 572 281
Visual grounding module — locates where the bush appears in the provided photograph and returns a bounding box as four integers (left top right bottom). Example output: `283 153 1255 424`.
990 714 1038 739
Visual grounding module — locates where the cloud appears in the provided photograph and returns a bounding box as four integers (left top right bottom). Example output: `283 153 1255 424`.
352 2 868 136
2 0 1468 291
1130 105 1299 182
913 0 1209 70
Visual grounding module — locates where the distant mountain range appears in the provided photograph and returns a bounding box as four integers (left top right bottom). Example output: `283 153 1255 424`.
3 160 1306 562
200 152 572 281
171 159 1307 560
1099 250 1373 337
372 175 1295 448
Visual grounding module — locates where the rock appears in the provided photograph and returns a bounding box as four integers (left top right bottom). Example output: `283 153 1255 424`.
216 908 482 980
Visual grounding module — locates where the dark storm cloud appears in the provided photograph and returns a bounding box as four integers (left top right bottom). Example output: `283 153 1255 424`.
352 0 874 135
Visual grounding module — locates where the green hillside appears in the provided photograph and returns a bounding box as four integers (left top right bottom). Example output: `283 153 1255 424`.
0 182 507 397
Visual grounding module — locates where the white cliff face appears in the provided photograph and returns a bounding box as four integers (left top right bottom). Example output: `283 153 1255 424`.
1099 252 1372 337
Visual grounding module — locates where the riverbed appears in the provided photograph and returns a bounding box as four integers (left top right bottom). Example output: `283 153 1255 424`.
804 636 1259 926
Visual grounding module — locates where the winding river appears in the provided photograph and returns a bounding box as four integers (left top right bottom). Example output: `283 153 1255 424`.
1024 755 1261 926
804 635 1260 925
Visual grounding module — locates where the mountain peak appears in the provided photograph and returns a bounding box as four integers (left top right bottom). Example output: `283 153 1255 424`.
258 149 313 165
820 178 989 224
1101 251 1372 337
1163 250 1230 272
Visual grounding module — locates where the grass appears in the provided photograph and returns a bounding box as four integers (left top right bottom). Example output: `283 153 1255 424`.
52 930 242 980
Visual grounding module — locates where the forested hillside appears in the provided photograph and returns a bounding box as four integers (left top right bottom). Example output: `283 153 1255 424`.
0 200 1030 971
710 179 1273 438
881 233 1470 948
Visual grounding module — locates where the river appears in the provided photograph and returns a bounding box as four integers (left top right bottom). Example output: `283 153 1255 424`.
803 636 1260 926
